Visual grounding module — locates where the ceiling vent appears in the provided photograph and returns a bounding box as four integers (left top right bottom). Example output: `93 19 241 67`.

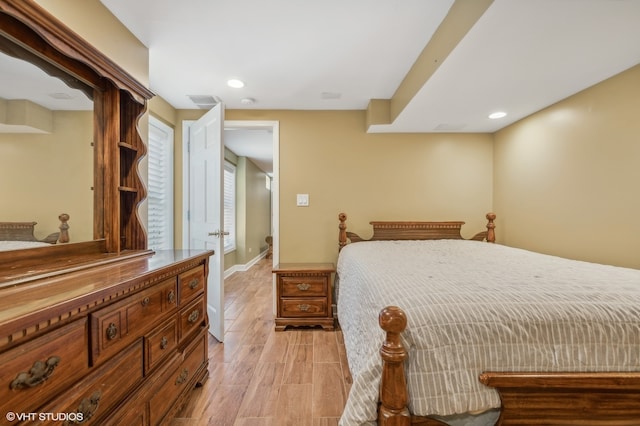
188 95 221 109
434 123 466 131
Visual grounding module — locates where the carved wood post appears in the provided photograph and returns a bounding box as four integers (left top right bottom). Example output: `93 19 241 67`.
58 213 70 243
485 212 496 243
379 306 411 426
338 213 348 251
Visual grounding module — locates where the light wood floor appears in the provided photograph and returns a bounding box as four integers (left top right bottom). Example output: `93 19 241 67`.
171 258 352 425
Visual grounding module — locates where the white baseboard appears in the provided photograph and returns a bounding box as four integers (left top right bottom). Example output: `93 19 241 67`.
224 250 268 279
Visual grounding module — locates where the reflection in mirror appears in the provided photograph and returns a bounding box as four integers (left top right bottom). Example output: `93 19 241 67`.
0 40 94 249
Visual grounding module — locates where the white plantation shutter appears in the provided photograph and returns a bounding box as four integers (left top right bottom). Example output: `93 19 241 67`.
147 117 174 250
223 161 236 253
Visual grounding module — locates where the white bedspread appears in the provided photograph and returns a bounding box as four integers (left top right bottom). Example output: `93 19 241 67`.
336 240 640 425
0 240 51 251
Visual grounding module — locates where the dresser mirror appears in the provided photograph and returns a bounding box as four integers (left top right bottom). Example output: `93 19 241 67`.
0 40 94 245
0 0 153 278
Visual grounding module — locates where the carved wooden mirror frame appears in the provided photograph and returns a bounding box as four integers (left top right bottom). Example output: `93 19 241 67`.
0 0 154 254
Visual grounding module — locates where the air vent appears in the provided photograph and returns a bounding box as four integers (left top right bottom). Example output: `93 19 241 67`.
188 95 221 109
434 123 466 131
321 92 341 100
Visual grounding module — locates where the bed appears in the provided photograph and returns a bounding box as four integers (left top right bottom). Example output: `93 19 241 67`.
335 212 640 426
0 213 70 251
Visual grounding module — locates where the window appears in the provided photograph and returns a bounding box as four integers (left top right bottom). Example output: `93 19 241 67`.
223 161 236 253
147 117 174 250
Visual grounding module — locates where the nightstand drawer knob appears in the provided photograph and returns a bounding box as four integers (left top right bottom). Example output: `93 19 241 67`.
298 304 310 312
297 283 311 291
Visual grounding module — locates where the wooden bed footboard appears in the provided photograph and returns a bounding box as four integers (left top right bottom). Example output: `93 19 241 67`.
378 306 640 426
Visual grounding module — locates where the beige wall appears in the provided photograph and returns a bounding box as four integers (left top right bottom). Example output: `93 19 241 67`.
494 64 640 268
235 156 272 264
227 110 494 264
35 0 149 87
0 111 94 240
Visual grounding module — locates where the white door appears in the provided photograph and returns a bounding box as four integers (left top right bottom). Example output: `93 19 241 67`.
188 103 225 342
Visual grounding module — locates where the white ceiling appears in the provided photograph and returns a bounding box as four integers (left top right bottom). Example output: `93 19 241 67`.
6 1 638 168
100 0 640 133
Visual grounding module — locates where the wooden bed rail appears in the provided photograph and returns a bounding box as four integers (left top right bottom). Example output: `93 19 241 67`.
339 212 496 251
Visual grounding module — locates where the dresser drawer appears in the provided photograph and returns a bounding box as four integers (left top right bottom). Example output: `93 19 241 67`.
0 318 89 417
149 333 207 425
279 298 328 317
91 278 177 366
37 340 143 425
279 275 328 297
178 266 205 305
145 317 178 374
179 295 206 343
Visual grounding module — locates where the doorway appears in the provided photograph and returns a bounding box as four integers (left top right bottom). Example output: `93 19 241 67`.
182 118 280 316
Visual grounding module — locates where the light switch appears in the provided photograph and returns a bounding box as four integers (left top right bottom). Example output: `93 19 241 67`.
296 194 309 207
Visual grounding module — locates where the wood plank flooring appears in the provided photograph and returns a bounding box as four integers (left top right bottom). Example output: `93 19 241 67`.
171 259 352 425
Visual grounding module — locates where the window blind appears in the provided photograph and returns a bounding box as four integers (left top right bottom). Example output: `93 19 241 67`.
223 161 236 253
147 118 174 250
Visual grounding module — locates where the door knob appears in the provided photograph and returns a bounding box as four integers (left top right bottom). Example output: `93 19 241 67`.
208 230 230 237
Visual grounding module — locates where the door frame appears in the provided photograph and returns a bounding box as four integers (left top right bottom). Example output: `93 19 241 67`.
182 119 280 268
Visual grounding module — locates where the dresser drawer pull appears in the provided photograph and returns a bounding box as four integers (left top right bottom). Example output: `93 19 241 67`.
298 304 311 312
141 296 150 307
296 283 311 291
168 290 176 304
175 368 189 385
188 309 200 324
10 355 61 389
64 390 102 425
160 336 168 350
188 278 199 289
106 322 118 340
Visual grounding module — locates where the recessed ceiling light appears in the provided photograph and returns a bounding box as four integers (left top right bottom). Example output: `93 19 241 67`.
227 79 245 88
489 111 507 119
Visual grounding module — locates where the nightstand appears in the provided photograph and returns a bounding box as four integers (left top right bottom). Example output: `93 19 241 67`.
273 263 335 331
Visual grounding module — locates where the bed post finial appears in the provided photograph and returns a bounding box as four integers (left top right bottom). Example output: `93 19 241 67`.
486 212 496 243
378 306 411 426
339 213 348 251
58 213 70 243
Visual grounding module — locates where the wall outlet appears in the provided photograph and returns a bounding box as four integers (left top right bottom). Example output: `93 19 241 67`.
296 194 309 207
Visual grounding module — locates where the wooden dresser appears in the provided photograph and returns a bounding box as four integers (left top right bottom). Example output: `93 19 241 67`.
0 249 213 425
273 263 335 331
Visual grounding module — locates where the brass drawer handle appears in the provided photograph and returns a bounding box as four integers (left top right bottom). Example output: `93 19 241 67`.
10 356 61 389
298 304 310 312
296 283 311 291
106 322 118 340
160 336 168 350
64 390 102 425
175 368 189 385
188 309 200 324
168 290 176 304
188 278 199 289
141 296 150 307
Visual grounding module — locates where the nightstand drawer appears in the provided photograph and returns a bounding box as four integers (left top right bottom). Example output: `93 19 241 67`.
279 298 328 317
279 276 327 297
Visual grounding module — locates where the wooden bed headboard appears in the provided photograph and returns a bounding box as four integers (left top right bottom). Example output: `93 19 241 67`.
0 213 70 244
338 212 495 250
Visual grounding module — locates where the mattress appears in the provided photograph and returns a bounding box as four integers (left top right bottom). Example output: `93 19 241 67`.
336 240 640 425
